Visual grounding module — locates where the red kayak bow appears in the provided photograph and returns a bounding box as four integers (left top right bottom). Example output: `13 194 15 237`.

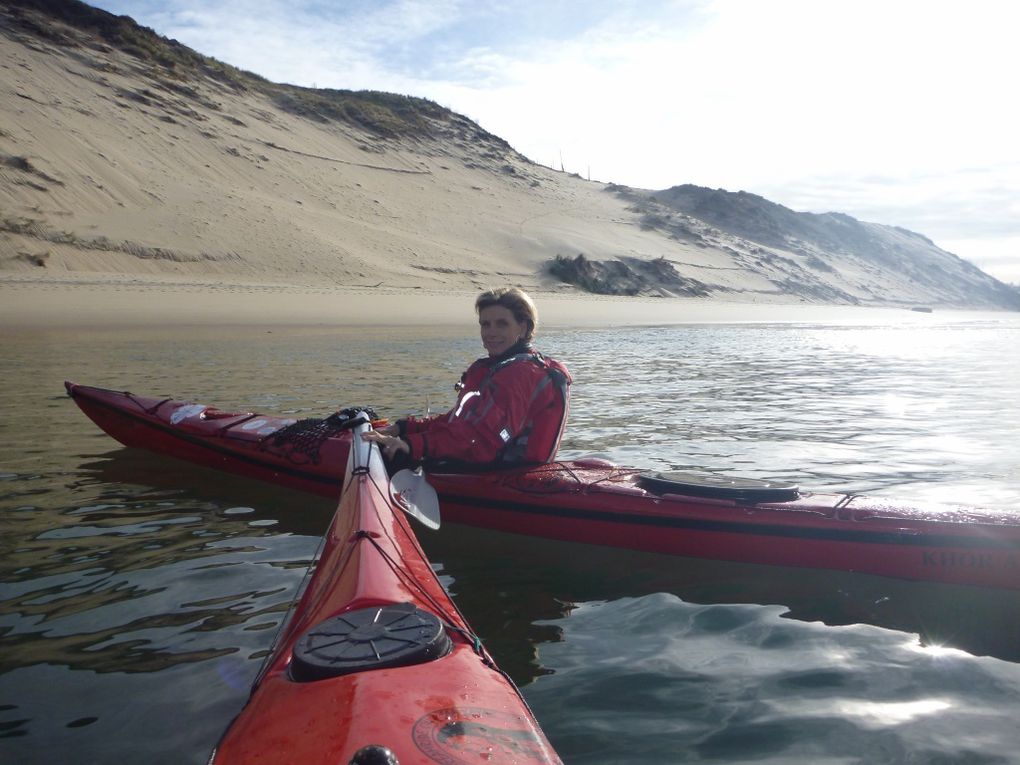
208 412 561 764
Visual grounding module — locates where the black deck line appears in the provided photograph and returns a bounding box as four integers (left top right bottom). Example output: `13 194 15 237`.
72 388 1020 553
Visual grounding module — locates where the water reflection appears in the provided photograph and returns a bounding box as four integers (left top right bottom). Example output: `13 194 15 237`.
423 523 1020 672
0 451 325 681
525 593 1020 764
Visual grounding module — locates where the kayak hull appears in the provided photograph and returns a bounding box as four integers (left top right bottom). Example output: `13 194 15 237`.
208 411 560 764
66 383 1020 590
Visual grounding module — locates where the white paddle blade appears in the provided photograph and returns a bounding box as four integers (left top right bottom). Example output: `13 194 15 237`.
390 469 441 530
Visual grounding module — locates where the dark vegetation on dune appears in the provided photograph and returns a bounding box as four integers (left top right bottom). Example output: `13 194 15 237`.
548 254 711 297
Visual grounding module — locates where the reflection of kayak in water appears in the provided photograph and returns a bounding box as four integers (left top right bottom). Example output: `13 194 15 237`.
66 382 1020 591
208 412 561 764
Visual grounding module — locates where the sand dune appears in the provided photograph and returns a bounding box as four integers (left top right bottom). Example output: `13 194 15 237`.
1 15 726 293
1 3 1014 328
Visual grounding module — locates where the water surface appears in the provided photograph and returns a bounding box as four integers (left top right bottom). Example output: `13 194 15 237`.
2 311 1019 764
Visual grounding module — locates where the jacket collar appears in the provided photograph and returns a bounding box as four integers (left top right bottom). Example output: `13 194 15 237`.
486 338 533 364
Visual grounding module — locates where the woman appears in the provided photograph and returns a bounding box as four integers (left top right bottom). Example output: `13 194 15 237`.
362 287 571 469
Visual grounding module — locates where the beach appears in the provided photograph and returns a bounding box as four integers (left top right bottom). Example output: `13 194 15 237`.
2 274 979 335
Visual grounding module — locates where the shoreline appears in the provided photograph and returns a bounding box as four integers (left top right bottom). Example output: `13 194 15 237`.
0 277 1009 335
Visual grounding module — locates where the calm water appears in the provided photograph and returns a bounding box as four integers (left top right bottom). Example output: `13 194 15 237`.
2 310 1020 764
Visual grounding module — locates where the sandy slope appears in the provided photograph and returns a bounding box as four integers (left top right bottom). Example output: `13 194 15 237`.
0 22 762 297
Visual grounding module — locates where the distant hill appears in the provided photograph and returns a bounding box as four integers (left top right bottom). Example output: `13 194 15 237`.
2 0 1017 310
625 184 1020 308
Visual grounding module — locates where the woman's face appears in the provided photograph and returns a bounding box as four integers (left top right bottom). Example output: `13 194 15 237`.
478 305 528 357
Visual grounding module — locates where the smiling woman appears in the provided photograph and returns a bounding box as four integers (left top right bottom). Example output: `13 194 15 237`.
362 287 572 469
478 289 535 357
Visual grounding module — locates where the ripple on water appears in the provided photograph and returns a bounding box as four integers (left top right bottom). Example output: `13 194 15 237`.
528 594 1020 764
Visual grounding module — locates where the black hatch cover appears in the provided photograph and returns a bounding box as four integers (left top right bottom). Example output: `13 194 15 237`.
290 602 452 682
638 471 800 503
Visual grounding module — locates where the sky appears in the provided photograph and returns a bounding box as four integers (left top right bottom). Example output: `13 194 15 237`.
90 0 1020 283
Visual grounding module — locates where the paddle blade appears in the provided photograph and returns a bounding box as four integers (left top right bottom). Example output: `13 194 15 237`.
390 469 441 530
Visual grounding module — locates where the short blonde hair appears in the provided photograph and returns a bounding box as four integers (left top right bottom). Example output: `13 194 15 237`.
475 287 538 342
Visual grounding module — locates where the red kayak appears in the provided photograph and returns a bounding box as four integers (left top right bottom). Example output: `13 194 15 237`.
66 382 1020 590
209 411 561 764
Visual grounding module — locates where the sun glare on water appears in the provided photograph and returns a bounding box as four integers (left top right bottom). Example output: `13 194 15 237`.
841 325 952 360
908 641 973 660
834 699 953 727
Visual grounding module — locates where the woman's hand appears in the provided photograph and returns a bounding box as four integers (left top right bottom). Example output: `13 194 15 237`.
361 430 410 460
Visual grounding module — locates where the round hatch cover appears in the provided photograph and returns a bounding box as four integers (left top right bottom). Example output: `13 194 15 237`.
291 602 452 681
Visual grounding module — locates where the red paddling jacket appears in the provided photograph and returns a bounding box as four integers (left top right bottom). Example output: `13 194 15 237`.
398 341 571 468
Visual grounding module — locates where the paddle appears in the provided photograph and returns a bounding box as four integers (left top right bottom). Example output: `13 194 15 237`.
350 411 440 530
390 467 441 530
